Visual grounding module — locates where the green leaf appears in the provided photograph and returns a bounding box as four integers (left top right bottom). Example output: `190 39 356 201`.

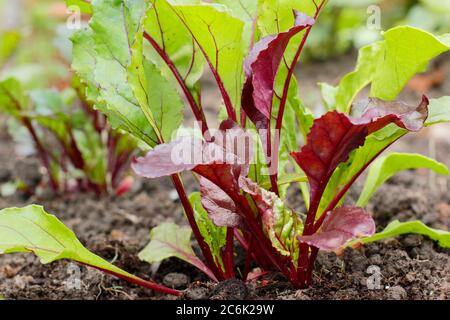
356 220 450 248
0 78 29 118
334 42 384 112
65 0 93 14
330 27 450 113
189 192 226 271
71 0 162 147
371 26 450 100
0 205 177 293
215 0 258 45
28 89 70 142
144 0 204 90
138 222 217 280
357 153 449 207
171 3 245 110
426 96 450 125
0 31 20 67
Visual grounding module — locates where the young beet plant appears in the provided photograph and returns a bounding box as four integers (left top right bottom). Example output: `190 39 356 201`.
1 0 450 296
0 77 137 195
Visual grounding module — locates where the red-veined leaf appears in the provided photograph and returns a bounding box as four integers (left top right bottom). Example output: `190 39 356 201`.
291 96 429 217
200 177 240 227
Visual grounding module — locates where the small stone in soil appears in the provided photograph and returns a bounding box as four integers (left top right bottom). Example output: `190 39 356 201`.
401 235 422 248
210 279 248 300
163 272 190 289
183 286 211 300
387 285 407 300
369 254 383 266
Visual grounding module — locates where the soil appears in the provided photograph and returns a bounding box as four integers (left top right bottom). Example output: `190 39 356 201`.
1 54 449 300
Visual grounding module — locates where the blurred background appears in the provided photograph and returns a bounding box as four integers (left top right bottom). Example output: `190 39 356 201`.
1 0 450 90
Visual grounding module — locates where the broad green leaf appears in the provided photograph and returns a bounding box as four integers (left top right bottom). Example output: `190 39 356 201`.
0 205 168 290
334 42 383 112
330 27 450 113
171 3 245 110
371 26 450 100
65 0 93 14
357 153 449 207
138 222 217 280
129 37 184 141
72 0 171 146
0 31 20 67
189 192 226 271
215 0 258 45
426 96 450 125
319 82 338 111
144 0 204 90
356 220 450 248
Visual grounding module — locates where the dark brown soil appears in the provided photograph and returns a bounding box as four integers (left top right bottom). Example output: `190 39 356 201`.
1 55 449 300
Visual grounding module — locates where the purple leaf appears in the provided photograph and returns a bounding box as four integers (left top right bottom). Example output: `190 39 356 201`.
132 136 201 178
242 11 315 129
132 120 253 179
297 206 375 252
291 96 429 214
200 177 240 227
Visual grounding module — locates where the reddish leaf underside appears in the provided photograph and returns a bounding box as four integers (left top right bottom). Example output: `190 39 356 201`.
297 206 375 252
242 11 315 129
200 176 240 227
291 96 429 217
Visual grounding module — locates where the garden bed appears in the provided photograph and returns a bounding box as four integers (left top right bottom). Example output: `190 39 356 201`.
1 54 449 300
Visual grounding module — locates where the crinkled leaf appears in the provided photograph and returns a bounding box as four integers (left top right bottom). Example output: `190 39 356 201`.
0 205 175 293
328 27 450 113
291 97 429 215
189 192 226 271
138 222 216 280
72 0 183 147
200 177 240 227
240 177 303 258
298 206 375 252
357 153 449 207
354 220 450 248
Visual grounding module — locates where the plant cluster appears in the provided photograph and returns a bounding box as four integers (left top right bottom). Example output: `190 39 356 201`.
0 0 450 296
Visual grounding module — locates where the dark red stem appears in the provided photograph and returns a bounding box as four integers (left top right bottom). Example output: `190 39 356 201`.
171 174 224 281
22 119 59 191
